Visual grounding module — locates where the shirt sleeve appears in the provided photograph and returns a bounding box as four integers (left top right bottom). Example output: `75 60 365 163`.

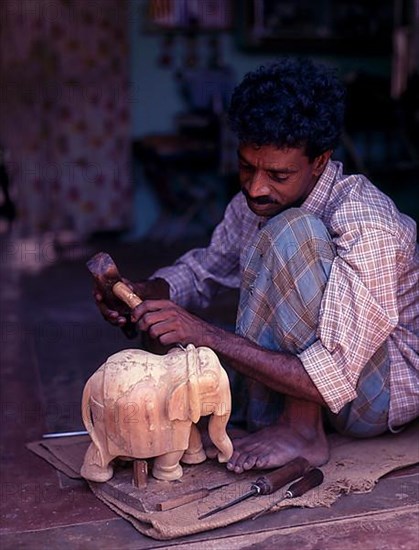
151 194 243 309
298 225 399 413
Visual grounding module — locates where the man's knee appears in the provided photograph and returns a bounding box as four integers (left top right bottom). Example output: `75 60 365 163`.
260 208 335 264
264 208 330 239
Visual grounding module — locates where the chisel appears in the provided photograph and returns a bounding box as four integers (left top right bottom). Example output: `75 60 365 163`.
252 467 324 520
198 456 310 520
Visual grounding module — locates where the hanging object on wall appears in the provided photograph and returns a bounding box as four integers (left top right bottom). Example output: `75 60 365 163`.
146 0 232 70
147 0 178 27
147 0 232 31
0 0 132 238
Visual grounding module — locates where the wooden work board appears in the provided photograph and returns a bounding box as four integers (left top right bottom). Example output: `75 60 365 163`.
90 459 256 513
26 435 255 514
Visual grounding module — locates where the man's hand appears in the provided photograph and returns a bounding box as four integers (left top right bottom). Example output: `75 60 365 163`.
94 282 128 327
93 278 170 328
131 299 214 347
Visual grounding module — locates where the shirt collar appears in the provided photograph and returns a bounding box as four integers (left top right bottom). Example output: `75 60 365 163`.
301 160 340 216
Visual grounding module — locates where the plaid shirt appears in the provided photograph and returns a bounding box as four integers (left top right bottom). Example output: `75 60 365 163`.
153 160 419 430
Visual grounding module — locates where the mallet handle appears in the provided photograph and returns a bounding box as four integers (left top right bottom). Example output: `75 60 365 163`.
113 281 143 309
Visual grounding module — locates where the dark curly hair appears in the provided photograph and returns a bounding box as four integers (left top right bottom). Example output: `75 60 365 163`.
228 57 346 160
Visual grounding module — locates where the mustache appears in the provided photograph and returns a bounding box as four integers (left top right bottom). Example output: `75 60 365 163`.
242 189 278 205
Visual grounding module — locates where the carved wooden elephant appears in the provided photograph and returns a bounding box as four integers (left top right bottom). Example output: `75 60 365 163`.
80 344 233 482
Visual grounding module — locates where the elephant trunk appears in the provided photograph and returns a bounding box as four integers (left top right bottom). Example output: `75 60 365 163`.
208 413 233 463
207 364 233 462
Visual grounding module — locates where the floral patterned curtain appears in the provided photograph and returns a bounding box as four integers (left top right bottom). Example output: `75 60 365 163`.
0 0 132 238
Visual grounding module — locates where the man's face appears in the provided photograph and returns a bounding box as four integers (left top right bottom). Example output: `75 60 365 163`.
238 144 329 218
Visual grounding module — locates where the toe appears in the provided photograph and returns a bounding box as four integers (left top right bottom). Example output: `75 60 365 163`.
226 450 241 471
242 454 258 471
232 452 255 474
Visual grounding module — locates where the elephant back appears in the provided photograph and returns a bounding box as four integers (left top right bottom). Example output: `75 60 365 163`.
99 348 194 458
101 348 189 397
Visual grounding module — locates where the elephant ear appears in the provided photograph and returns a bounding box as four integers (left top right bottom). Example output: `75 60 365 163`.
167 382 189 421
167 345 201 423
186 344 201 423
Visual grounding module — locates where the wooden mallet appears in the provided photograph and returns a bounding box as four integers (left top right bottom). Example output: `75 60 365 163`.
86 251 142 337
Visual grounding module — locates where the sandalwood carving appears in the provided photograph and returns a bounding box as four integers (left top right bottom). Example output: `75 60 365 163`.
80 344 233 482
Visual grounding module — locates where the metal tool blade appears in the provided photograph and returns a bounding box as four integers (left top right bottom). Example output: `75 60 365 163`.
198 487 258 519
42 430 88 439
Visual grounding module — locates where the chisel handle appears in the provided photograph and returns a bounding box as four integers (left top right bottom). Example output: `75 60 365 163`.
252 467 324 520
286 467 324 498
254 456 311 495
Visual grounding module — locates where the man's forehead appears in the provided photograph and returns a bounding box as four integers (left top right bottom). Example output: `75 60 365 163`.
237 144 306 167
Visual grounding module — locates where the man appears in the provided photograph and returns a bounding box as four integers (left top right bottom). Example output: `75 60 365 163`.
95 58 419 474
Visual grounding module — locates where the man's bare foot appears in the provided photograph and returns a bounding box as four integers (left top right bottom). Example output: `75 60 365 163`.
227 398 329 473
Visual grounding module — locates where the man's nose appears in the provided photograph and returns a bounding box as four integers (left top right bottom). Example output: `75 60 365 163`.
247 172 270 198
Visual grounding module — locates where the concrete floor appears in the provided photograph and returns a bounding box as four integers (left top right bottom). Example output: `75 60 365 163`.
0 231 418 549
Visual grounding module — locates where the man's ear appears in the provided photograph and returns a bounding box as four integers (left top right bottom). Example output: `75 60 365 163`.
313 150 332 176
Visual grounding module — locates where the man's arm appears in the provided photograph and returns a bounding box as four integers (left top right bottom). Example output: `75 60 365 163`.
131 299 325 405
207 324 325 405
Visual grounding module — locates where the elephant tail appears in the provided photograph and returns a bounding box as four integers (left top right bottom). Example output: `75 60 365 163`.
81 380 93 433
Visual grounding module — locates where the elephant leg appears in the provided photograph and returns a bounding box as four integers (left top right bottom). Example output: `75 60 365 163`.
182 424 206 464
152 450 184 481
80 441 115 482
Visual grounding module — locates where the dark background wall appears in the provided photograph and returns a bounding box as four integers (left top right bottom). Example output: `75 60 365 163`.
1 0 418 239
127 0 418 236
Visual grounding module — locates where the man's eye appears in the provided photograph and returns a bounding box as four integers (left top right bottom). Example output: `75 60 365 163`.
239 163 253 171
269 173 287 182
